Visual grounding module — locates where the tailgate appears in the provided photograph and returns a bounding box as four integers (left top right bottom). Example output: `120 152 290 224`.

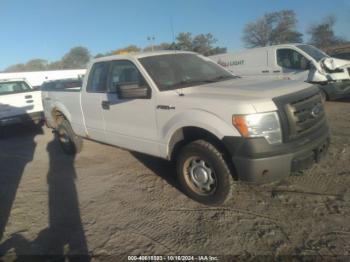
0 91 43 119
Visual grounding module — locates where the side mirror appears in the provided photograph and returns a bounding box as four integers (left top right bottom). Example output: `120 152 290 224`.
116 83 151 99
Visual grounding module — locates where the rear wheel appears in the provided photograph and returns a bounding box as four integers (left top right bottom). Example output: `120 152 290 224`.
176 140 234 206
56 118 83 155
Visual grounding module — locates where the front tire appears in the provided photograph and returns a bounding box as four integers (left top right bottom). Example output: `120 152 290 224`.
176 140 234 206
56 118 83 155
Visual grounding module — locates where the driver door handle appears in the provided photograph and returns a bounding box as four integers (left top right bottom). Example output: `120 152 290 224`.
101 101 110 110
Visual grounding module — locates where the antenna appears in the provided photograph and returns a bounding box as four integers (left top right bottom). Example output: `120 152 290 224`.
170 16 176 53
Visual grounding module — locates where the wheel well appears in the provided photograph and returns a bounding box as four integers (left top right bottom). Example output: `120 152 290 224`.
51 108 66 128
169 127 231 162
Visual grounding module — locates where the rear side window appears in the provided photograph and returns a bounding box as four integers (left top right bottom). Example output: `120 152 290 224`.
277 49 309 70
0 81 31 95
87 62 109 93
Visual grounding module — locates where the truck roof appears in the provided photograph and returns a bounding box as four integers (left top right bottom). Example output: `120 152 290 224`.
92 50 196 63
0 78 27 83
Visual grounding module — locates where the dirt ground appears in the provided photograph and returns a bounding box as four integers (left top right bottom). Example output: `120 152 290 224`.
1 100 350 261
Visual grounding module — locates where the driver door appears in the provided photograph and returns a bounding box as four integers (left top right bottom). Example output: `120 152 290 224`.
276 48 310 79
102 60 160 157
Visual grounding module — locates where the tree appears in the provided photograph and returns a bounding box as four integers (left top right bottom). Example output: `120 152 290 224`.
112 45 141 55
174 32 226 56
143 42 176 52
308 16 348 50
4 59 48 72
61 46 91 69
176 32 193 51
4 63 26 72
25 59 48 71
243 10 303 48
47 61 63 70
192 33 226 56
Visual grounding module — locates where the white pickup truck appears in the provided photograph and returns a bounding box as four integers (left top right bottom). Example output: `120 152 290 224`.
0 79 43 127
42 51 330 205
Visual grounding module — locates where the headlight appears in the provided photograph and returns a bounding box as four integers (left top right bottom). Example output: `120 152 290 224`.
232 112 282 144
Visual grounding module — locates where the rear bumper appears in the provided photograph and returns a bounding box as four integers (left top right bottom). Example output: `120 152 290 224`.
0 111 44 126
222 124 330 184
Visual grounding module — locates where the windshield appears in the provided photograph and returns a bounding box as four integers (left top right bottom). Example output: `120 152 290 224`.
139 53 236 91
0 81 31 95
297 44 329 62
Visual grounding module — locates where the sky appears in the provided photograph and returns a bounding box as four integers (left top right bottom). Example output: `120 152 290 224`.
0 0 349 70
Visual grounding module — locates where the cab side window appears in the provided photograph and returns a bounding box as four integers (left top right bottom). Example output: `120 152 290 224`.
277 49 309 70
87 62 109 93
108 60 146 93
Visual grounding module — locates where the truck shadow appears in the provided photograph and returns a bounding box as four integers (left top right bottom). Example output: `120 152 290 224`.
0 136 90 261
130 152 182 191
0 105 44 243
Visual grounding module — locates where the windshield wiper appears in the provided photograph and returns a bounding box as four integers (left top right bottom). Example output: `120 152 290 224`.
170 79 214 88
207 75 237 82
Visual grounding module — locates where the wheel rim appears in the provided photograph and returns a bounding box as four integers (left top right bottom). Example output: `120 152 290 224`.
184 157 217 195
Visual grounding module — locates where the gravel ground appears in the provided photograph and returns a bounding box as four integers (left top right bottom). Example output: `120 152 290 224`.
0 100 350 261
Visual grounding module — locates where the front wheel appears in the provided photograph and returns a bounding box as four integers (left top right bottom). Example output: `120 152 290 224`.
176 140 234 206
56 118 83 155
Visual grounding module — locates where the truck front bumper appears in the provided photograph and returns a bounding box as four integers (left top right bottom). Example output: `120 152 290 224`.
222 124 330 184
320 81 350 100
0 111 44 127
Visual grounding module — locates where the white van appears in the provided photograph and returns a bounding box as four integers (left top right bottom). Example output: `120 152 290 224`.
210 44 350 100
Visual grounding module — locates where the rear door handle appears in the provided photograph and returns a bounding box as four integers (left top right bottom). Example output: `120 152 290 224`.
25 95 32 99
261 70 269 73
102 101 110 110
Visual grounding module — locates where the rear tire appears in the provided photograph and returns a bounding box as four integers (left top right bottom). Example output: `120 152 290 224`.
56 118 83 155
176 140 234 206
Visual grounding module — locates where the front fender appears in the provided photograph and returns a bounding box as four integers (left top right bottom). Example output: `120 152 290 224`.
161 109 241 157
51 101 72 123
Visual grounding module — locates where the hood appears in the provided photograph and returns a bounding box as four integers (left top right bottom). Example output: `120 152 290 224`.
307 57 350 82
322 57 350 71
180 77 313 99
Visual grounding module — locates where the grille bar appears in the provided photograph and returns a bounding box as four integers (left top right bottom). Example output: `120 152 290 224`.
273 87 327 142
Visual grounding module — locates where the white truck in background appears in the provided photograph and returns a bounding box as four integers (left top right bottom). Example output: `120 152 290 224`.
42 51 330 205
0 69 86 89
210 44 350 100
0 79 43 127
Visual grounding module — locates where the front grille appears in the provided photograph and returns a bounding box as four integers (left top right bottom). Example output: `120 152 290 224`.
273 87 327 142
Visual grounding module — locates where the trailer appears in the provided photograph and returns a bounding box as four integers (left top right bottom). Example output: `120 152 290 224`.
0 69 86 88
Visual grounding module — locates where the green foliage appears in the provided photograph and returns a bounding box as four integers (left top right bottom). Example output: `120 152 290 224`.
4 59 48 72
4 32 226 72
4 47 90 72
61 46 91 69
243 10 303 48
143 42 176 52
